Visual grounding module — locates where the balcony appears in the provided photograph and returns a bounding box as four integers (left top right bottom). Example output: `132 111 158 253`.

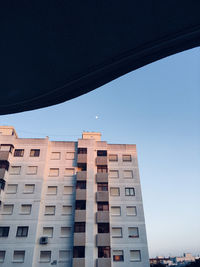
75 210 86 222
96 191 109 202
96 156 107 165
0 168 6 179
96 258 111 267
77 154 87 164
96 211 109 223
96 173 108 183
76 189 86 200
76 171 87 181
73 233 86 246
0 151 9 161
96 233 110 246
73 259 85 267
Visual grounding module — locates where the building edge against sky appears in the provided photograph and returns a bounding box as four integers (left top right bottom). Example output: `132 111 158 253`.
0 126 149 267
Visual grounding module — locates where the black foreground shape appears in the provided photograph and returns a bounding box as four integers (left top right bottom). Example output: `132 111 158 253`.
0 1 200 115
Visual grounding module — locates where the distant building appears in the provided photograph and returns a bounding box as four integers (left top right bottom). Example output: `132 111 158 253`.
0 126 149 267
150 253 198 266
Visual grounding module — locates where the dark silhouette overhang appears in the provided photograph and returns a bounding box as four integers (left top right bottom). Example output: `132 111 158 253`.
0 1 200 115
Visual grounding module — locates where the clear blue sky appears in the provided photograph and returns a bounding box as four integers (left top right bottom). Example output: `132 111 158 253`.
1 47 200 258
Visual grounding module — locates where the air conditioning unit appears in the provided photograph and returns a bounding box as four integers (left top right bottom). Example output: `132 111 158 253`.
39 236 48 245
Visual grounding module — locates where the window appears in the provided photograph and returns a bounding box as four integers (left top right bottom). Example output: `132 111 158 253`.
49 168 59 177
124 170 133 178
59 250 70 262
77 148 87 154
113 250 124 261
75 200 86 210
74 222 85 233
13 251 25 263
43 227 53 238
97 202 109 211
125 187 135 196
24 184 35 194
0 179 5 190
110 187 120 196
109 170 119 178
40 251 51 262
63 186 73 194
20 204 32 215
45 206 55 215
77 163 87 171
30 149 40 157
98 247 110 258
47 186 57 195
98 223 109 233
97 183 108 191
60 227 71 237
64 168 75 176
6 184 18 194
14 149 24 157
109 154 118 162
97 150 107 156
73 247 85 258
112 227 122 237
2 204 14 214
27 166 37 175
97 165 108 173
122 154 132 162
111 206 121 216
62 205 72 215
66 152 75 160
76 181 86 189
126 206 137 216
0 251 5 263
0 227 9 237
128 227 139 238
10 166 21 175
130 250 141 261
51 152 61 160
16 226 29 237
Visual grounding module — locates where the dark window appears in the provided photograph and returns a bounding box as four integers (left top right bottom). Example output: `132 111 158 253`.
97 165 108 173
0 161 9 171
30 149 40 157
0 227 9 237
75 200 86 210
97 183 108 191
78 148 87 154
97 150 107 157
76 181 86 190
73 246 85 258
109 154 118 162
125 188 135 196
16 226 29 237
98 223 110 233
122 155 132 162
98 247 110 258
0 179 6 190
14 149 24 157
97 202 109 211
74 222 85 233
113 252 124 261
77 163 87 171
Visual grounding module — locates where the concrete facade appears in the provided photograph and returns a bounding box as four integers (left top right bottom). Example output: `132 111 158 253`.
0 127 149 267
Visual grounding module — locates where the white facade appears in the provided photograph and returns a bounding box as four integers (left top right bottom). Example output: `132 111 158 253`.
0 127 149 267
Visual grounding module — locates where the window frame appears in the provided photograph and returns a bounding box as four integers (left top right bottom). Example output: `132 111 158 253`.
30 149 40 157
14 149 24 157
16 226 29 237
125 187 135 196
110 187 120 196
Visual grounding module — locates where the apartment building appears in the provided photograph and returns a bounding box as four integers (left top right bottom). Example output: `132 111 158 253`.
0 126 149 267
